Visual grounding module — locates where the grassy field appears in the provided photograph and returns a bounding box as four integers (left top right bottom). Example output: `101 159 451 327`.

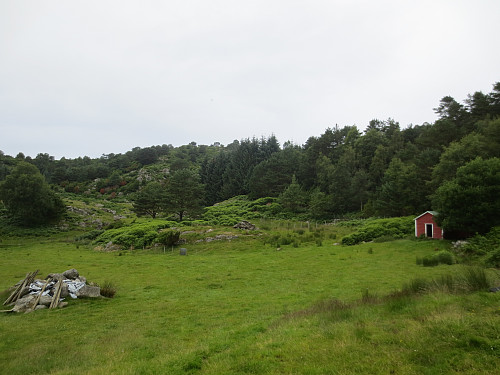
1 228 499 374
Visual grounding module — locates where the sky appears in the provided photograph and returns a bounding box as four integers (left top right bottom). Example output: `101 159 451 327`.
1 0 500 159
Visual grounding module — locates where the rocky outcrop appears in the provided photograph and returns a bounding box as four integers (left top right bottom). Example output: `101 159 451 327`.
233 221 256 230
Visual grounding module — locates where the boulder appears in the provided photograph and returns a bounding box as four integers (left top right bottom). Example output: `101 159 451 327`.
13 295 37 313
47 273 64 281
63 269 79 280
38 295 53 306
60 283 69 298
34 305 47 311
76 285 101 298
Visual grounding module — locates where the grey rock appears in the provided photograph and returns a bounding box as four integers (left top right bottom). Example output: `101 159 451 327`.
233 221 256 230
58 302 69 308
76 285 101 298
34 305 47 310
38 295 53 306
47 273 65 281
63 269 79 280
60 283 69 298
13 295 37 313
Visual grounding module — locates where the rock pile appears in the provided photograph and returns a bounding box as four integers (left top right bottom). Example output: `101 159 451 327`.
2 269 101 313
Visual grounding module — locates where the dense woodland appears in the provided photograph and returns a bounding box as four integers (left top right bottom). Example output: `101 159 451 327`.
1 83 499 234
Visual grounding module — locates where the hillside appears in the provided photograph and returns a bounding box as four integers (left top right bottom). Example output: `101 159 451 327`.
1 83 499 233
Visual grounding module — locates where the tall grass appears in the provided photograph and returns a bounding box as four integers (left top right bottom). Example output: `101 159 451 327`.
402 266 493 295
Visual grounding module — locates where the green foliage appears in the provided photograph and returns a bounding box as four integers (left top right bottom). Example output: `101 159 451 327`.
402 266 492 295
164 168 204 221
156 229 181 247
457 227 500 267
433 157 500 234
131 181 165 219
417 251 455 267
75 230 105 242
0 162 65 226
93 220 178 249
203 196 284 226
278 175 308 213
2 81 500 227
341 216 414 245
374 158 424 216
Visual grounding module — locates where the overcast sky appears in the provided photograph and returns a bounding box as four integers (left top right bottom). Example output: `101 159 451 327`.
1 0 499 159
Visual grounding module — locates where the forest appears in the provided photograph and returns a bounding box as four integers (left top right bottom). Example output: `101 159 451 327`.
1 82 499 235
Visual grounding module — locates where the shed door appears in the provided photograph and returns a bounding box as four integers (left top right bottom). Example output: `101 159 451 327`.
426 224 433 238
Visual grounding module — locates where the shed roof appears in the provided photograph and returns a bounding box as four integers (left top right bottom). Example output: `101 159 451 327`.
414 211 439 221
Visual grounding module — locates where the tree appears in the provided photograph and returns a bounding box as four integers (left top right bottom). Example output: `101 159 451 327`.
278 175 308 213
248 147 304 199
432 157 500 235
0 162 65 226
164 169 204 221
131 182 165 219
374 158 423 216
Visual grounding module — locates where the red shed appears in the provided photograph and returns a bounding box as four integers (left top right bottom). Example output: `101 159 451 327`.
414 211 444 239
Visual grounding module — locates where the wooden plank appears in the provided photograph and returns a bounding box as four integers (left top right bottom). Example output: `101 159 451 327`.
3 270 40 306
29 277 52 312
49 279 63 309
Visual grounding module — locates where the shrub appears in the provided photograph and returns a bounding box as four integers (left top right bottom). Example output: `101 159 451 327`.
436 250 455 265
93 220 177 249
422 255 439 267
100 281 117 298
419 251 455 267
156 229 181 247
341 217 413 245
75 230 104 242
485 246 500 268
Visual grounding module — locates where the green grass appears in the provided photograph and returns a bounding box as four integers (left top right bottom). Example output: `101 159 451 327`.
1 231 499 374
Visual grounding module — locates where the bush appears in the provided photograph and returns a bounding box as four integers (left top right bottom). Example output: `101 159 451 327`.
156 229 181 247
75 230 104 242
341 217 413 246
93 220 177 249
100 281 117 298
459 227 500 266
485 246 500 268
422 255 439 267
419 251 455 267
436 250 455 265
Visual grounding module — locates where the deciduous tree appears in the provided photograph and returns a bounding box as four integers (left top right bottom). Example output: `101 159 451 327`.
432 157 500 235
0 162 65 226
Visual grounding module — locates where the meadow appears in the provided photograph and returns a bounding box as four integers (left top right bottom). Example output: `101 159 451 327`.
1 225 499 374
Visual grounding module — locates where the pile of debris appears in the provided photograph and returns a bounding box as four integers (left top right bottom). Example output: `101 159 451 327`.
1 269 101 313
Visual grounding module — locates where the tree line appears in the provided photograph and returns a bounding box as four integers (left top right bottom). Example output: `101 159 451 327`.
1 82 499 233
